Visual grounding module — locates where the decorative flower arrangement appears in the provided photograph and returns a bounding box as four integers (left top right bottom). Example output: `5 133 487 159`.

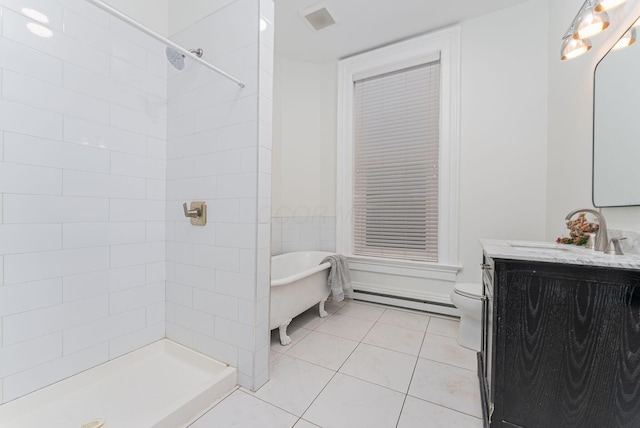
556 212 599 246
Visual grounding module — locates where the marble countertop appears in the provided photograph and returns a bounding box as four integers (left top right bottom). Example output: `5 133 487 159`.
481 239 640 271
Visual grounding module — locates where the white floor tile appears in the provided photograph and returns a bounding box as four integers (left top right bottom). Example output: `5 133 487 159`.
195 302 484 427
293 420 321 428
303 373 405 428
251 354 335 416
426 317 459 338
270 350 283 364
397 396 483 428
336 301 385 321
286 331 358 370
339 343 417 393
420 333 478 371
378 308 431 331
363 322 425 356
290 307 329 330
324 300 346 314
190 390 297 428
314 313 375 342
408 359 482 418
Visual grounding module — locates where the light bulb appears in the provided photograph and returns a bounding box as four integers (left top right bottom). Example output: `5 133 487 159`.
561 36 592 60
595 0 627 12
573 6 610 39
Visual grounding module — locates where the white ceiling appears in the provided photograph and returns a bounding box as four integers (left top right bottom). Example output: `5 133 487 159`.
274 0 539 62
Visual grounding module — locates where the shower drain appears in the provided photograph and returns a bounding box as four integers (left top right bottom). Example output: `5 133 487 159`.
80 419 105 428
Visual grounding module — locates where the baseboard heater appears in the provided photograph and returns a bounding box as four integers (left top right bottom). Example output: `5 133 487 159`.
352 289 459 317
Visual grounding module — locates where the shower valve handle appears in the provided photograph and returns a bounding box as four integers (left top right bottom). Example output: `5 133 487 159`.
183 201 207 226
183 202 201 218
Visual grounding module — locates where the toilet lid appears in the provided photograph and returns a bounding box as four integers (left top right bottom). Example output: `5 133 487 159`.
454 282 483 299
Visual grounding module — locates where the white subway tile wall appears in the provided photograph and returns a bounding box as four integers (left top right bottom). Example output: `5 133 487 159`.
0 0 272 403
271 216 337 255
0 0 167 403
165 0 272 391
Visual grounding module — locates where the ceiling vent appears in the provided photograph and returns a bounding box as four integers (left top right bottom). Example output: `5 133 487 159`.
303 6 336 31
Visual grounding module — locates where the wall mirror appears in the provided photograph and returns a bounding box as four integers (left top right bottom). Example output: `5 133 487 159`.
593 21 640 207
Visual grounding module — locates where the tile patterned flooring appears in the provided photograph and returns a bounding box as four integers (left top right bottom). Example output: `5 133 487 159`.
188 301 483 428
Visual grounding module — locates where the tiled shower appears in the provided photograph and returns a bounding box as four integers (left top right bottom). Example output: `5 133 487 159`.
0 0 273 404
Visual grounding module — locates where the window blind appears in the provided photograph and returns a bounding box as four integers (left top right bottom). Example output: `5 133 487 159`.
353 60 441 262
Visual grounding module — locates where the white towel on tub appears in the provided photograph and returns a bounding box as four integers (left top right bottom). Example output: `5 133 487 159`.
320 254 354 302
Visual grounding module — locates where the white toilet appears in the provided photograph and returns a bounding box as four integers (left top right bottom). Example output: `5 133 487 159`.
450 282 483 351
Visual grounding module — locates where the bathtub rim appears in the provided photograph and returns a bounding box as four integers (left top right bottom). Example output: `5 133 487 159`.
271 261 331 287
271 251 335 287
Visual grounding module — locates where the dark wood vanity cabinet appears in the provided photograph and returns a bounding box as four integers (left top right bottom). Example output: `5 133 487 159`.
480 256 640 428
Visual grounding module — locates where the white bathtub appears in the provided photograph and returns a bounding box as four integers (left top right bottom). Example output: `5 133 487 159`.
0 340 236 428
271 251 334 345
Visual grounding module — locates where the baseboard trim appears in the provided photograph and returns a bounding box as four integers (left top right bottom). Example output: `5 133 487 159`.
353 289 460 317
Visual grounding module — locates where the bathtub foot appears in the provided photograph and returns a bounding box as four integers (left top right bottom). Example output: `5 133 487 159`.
319 298 329 318
279 319 292 346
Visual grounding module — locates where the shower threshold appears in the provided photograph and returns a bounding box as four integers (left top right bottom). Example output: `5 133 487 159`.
0 339 237 428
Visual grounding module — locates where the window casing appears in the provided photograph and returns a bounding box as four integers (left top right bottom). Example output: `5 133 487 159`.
337 27 459 268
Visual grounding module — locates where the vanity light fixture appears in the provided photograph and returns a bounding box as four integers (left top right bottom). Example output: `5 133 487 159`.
561 0 627 60
595 0 627 12
612 27 636 49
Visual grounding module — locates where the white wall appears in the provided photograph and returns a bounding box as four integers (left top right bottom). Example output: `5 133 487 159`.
546 0 640 238
271 216 336 255
100 0 249 43
104 0 169 36
272 58 337 218
457 0 549 283
272 0 550 290
271 57 337 256
165 0 273 391
0 0 167 403
168 0 238 36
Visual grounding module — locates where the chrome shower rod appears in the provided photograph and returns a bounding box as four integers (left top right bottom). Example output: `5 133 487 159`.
85 0 246 88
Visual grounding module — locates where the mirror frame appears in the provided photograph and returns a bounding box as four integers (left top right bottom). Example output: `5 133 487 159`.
592 21 640 208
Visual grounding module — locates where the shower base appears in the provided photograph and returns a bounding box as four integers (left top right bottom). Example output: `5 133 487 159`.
0 339 237 428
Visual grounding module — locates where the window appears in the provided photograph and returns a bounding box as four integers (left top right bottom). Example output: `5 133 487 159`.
353 61 441 262
337 27 459 267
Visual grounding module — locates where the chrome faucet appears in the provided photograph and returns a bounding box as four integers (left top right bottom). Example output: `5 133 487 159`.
564 208 608 251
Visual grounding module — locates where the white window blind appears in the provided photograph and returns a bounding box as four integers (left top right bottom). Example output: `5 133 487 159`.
352 60 441 262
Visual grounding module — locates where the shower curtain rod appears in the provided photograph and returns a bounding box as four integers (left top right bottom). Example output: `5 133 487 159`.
85 0 246 88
